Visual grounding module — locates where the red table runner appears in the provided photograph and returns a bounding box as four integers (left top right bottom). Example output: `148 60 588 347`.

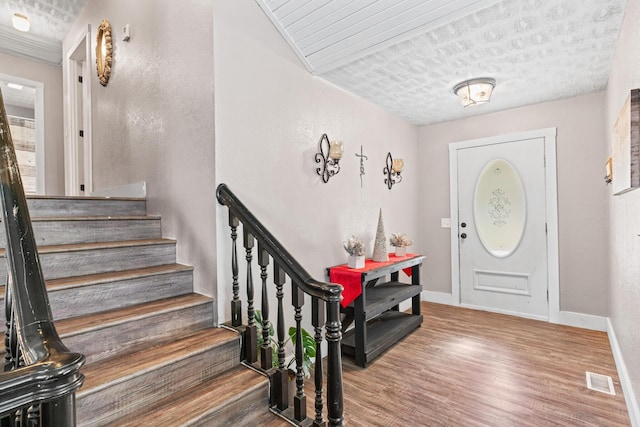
329 253 418 307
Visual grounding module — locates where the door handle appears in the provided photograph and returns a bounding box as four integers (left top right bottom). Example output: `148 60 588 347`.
460 233 467 239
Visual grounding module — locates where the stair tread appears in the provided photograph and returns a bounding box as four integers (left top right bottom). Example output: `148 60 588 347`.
46 264 193 291
105 366 281 427
57 293 211 336
79 327 239 393
29 215 160 221
0 238 176 256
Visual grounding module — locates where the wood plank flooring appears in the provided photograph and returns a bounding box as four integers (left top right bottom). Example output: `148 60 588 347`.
321 302 630 427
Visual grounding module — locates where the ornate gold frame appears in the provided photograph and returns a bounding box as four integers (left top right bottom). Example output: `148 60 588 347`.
96 19 112 86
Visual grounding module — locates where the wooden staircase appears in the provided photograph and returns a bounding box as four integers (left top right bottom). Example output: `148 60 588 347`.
0 196 289 426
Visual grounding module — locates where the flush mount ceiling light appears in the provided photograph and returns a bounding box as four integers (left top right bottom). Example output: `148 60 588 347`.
12 13 30 32
453 78 496 107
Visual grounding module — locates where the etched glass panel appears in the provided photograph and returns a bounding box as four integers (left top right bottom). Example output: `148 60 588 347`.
473 159 526 258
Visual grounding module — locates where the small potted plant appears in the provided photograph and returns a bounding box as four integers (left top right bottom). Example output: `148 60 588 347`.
390 233 412 257
344 235 365 268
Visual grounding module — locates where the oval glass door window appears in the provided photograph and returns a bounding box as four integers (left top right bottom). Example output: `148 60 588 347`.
473 158 526 258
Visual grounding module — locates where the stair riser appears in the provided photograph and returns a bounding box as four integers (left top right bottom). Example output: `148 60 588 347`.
76 338 241 426
192 384 271 426
0 219 162 248
50 270 193 320
64 301 214 364
0 243 176 282
26 198 146 217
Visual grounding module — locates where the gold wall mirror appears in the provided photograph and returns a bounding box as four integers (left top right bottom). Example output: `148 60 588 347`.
96 19 112 86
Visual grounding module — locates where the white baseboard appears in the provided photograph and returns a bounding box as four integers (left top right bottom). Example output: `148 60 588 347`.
557 310 607 332
419 293 608 332
90 181 146 198
421 291 454 305
607 318 640 427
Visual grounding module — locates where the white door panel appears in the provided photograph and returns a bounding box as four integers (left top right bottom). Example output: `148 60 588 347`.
457 137 548 319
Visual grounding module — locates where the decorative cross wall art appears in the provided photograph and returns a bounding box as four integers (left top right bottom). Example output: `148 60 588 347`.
355 145 368 188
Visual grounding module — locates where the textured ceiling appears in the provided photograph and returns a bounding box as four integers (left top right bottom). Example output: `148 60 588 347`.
0 1 630 127
0 0 88 65
0 0 87 109
256 0 503 74
258 0 628 125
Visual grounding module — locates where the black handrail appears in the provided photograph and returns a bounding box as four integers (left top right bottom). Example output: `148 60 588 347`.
217 183 344 426
216 184 341 302
0 89 84 425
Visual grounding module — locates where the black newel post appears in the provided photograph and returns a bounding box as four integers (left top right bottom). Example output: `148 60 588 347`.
326 297 344 426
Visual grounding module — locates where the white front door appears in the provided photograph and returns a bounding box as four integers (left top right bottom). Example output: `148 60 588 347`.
454 133 553 320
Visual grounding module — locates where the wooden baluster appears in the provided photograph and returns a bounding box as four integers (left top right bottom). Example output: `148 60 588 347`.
244 229 257 363
229 213 241 327
326 297 344 426
292 282 306 422
258 242 272 370
313 297 326 427
272 263 288 410
26 405 39 427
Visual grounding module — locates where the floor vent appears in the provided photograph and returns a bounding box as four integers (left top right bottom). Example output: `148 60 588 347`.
586 371 615 395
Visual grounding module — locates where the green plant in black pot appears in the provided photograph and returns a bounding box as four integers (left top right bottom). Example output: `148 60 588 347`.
255 310 316 378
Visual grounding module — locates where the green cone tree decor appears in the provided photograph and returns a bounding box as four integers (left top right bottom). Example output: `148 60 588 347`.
372 208 388 262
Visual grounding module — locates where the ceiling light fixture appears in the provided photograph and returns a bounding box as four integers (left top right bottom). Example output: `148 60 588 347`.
12 13 31 32
453 78 496 107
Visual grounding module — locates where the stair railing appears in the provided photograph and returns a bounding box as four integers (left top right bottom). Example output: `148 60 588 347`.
0 89 85 426
217 183 344 427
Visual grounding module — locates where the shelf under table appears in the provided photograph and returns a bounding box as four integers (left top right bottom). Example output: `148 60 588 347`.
363 281 422 321
342 311 423 366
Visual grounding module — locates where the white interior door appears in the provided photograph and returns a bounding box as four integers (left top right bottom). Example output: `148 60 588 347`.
456 136 549 319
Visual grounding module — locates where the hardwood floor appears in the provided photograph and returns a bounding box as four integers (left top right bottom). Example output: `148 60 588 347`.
326 302 630 426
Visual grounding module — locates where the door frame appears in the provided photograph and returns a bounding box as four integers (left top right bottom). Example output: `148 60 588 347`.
448 127 560 323
63 24 93 196
0 73 45 194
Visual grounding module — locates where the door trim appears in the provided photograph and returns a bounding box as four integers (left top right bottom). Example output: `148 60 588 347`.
448 127 559 323
63 24 93 196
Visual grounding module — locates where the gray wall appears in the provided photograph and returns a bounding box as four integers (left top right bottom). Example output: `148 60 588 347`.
5 105 34 119
606 0 640 411
213 0 419 322
63 0 217 305
418 91 609 316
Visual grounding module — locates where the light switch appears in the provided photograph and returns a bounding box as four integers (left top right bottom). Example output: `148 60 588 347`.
441 218 451 228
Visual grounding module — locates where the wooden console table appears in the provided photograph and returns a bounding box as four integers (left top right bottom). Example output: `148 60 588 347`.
327 254 424 367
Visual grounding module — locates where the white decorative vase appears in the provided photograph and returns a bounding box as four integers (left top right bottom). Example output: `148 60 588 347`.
395 246 406 257
348 255 365 269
